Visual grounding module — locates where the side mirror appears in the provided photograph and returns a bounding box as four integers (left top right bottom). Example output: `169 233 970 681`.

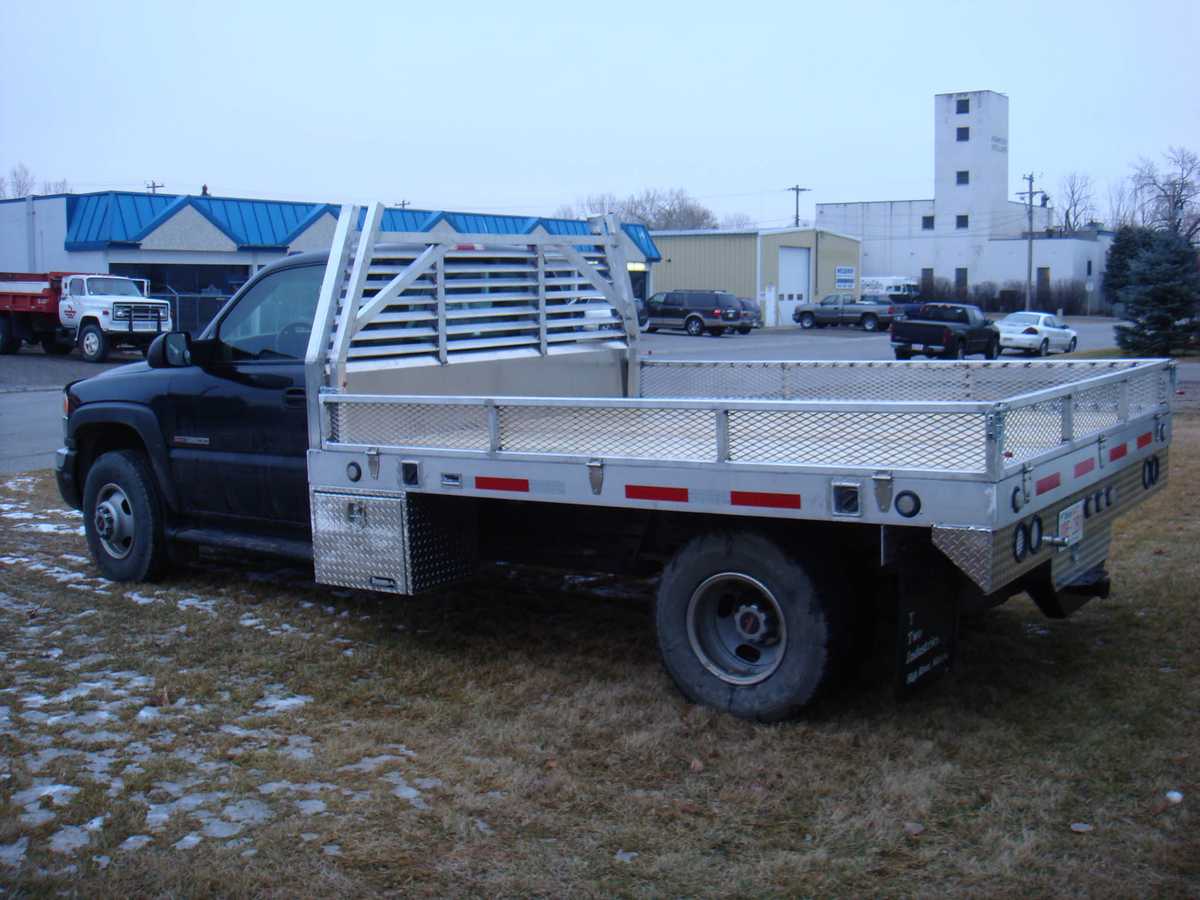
147 331 192 368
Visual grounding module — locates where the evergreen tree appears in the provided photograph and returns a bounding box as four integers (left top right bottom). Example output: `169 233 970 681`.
1113 230 1200 355
1102 225 1155 308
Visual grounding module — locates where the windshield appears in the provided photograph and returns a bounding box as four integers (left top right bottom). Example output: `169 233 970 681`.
85 277 143 297
1002 313 1041 325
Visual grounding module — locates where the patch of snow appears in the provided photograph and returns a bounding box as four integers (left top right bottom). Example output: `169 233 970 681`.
253 691 312 715
12 781 80 807
474 818 494 835
241 848 258 858
177 596 217 615
299 832 320 842
173 833 202 850
126 591 160 606
49 825 92 854
200 818 243 839
118 835 152 851
281 734 315 761
337 753 412 774
382 772 429 810
222 799 273 826
322 844 342 856
0 836 29 868
614 849 639 863
136 706 161 722
296 799 326 816
92 854 110 869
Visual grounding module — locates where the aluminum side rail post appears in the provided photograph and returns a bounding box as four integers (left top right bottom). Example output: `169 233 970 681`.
306 203 358 449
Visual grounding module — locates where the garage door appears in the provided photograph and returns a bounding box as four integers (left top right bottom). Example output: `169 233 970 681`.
777 247 811 325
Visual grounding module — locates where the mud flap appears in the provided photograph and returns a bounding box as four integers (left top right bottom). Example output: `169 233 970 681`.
894 542 960 696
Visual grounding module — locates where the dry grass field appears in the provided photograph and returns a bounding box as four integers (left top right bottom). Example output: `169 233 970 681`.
1 417 1197 897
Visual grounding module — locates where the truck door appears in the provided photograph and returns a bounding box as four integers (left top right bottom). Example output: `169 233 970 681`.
167 262 323 528
816 295 841 325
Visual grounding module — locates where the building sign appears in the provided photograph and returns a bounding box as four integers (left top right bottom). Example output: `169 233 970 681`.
835 266 855 289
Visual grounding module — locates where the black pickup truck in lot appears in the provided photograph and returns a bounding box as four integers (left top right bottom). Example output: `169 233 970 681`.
890 303 1001 360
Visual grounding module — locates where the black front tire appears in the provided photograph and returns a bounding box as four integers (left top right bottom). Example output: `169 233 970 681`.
861 314 878 332
79 324 110 363
40 335 72 355
82 450 168 582
654 531 848 721
737 326 752 335
984 337 999 360
1038 339 1049 357
1066 337 1077 353
685 317 704 337
799 312 815 329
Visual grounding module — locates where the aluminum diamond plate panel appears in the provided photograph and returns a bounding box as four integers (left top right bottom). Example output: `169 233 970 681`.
312 492 411 593
932 525 995 592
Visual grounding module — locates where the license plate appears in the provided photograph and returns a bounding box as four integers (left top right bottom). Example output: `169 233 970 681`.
1058 500 1085 547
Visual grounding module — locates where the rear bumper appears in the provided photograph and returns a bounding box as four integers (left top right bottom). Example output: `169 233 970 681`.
999 333 1041 350
55 447 81 510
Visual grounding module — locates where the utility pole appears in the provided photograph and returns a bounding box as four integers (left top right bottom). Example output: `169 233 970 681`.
145 181 164 194
396 200 409 210
787 185 811 228
1016 173 1046 311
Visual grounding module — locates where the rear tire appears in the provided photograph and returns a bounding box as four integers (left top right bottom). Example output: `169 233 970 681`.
947 343 966 360
654 531 848 721
79 324 110 363
0 316 19 354
799 312 815 329
685 317 704 337
894 347 912 360
645 326 657 333
737 326 751 335
861 314 878 332
82 450 168 582
1066 337 1077 353
708 326 726 337
40 335 72 356
984 337 999 360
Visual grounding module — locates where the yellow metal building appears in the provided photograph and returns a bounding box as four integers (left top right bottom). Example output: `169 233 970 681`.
649 227 862 326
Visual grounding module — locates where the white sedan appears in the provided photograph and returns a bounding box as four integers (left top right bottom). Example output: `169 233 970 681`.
997 312 1078 356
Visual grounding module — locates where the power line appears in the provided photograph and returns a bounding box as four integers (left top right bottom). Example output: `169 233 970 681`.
787 185 811 228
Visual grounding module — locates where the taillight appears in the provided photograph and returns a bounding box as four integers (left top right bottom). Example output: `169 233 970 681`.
942 327 952 344
888 305 896 314
713 309 722 316
1022 327 1038 335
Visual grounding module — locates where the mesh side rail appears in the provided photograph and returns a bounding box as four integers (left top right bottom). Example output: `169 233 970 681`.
639 359 1156 403
326 398 990 472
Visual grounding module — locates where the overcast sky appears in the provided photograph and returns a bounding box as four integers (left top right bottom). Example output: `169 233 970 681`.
1 0 1196 225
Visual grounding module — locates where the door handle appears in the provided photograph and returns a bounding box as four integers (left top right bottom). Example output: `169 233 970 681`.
283 387 306 408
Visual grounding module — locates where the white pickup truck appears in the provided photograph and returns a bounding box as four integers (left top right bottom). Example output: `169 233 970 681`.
59 203 1174 720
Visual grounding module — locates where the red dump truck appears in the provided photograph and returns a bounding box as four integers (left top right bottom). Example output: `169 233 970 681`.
0 271 169 362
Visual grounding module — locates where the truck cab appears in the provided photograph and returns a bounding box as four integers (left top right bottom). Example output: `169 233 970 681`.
58 274 172 362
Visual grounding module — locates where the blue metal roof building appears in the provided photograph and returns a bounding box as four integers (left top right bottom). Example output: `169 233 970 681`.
0 191 661 310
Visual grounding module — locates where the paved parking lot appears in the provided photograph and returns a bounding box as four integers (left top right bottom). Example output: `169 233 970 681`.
640 316 1119 361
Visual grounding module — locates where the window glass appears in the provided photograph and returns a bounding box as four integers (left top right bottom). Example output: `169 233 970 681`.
663 293 683 307
648 292 665 305
68 280 84 296
956 126 970 142
921 215 934 230
956 170 970 185
217 265 324 361
820 296 839 306
85 277 141 297
956 98 970 114
956 215 969 229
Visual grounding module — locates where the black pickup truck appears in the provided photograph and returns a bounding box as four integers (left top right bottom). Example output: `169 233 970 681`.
890 303 1000 360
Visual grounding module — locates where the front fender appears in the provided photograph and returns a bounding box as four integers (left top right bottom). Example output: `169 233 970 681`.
69 402 179 512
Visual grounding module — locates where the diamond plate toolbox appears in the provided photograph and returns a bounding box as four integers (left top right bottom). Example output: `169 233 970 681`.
311 491 475 594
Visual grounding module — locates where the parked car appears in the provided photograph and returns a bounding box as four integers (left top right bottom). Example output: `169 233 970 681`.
643 290 742 336
735 297 761 333
793 293 899 332
996 312 1078 356
890 302 1000 359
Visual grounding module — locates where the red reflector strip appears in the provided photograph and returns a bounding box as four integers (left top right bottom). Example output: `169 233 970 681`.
625 484 688 502
1035 472 1061 495
1109 443 1128 462
1137 432 1153 449
730 490 801 510
474 476 529 492
1073 458 1096 478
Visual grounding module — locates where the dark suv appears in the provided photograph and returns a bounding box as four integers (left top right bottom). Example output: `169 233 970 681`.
643 290 742 336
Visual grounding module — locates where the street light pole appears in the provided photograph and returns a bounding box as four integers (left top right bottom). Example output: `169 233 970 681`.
1017 173 1046 311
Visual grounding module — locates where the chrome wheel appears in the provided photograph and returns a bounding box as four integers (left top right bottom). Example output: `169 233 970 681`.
82 331 100 357
93 482 135 560
686 573 787 685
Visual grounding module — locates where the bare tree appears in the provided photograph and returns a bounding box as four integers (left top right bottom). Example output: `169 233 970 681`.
41 178 71 194
8 163 35 198
1058 172 1097 231
720 212 756 229
555 187 718 230
0 174 7 199
1106 178 1135 228
1132 146 1200 241
554 192 623 220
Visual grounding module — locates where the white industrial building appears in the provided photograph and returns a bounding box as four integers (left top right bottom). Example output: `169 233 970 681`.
816 90 1112 308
